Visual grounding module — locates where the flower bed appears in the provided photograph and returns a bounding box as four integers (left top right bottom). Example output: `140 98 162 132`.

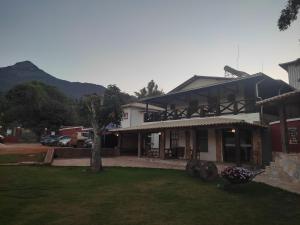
221 167 255 184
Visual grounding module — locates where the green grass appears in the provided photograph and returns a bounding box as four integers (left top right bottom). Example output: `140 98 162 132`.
0 153 46 164
0 166 299 225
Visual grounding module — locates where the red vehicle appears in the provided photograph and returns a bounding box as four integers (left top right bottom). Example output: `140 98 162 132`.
59 126 92 147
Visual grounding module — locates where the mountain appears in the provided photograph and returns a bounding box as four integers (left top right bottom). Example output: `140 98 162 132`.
0 61 106 98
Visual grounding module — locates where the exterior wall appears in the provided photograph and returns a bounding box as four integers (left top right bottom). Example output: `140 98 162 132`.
121 108 144 128
121 108 131 128
287 64 300 90
130 109 144 127
150 133 160 149
198 129 217 161
270 118 300 153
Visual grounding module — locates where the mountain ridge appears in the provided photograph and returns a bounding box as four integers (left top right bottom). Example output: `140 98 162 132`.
0 61 106 98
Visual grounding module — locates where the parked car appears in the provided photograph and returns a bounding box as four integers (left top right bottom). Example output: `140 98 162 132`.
83 138 93 148
41 135 68 146
46 135 61 146
58 136 71 147
40 135 51 145
0 135 4 143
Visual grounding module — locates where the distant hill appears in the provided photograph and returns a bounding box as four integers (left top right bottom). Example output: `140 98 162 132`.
0 61 106 98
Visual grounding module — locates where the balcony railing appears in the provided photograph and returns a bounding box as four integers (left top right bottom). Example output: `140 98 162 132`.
144 99 256 122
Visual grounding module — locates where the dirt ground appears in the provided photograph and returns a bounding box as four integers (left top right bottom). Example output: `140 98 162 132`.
0 143 50 155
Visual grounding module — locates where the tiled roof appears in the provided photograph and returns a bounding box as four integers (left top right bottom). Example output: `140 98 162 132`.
256 90 300 105
111 117 263 132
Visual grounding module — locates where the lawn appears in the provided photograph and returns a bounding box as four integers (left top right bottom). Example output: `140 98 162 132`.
0 153 46 164
0 166 299 225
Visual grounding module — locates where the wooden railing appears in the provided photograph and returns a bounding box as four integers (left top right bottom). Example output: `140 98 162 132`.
144 99 256 122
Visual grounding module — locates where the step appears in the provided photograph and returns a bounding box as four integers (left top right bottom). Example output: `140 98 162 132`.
44 148 55 164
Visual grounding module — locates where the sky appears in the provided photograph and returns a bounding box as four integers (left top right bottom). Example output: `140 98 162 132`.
0 0 299 94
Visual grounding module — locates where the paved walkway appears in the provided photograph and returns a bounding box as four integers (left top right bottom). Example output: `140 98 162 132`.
52 156 187 170
52 156 233 172
254 174 300 195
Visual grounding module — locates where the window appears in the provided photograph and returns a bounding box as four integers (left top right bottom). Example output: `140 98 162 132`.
288 127 299 144
170 131 179 148
197 130 208 152
123 112 128 119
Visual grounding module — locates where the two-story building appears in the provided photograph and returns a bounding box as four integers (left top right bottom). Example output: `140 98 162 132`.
113 70 293 166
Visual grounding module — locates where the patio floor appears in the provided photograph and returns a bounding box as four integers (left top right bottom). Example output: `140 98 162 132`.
51 156 232 172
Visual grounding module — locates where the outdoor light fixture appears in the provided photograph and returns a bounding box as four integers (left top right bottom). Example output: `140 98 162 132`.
115 133 119 136
231 128 236 133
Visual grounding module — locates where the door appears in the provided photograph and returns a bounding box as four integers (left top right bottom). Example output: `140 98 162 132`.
222 129 252 163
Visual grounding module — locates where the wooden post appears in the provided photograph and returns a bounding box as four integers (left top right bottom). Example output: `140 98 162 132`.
235 127 241 166
138 132 142 158
215 129 222 162
164 105 168 120
145 103 149 121
185 130 191 159
191 129 197 159
159 130 165 159
117 133 122 155
233 100 238 115
279 104 289 153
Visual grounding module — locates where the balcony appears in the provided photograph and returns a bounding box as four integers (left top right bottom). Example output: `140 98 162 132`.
144 99 256 122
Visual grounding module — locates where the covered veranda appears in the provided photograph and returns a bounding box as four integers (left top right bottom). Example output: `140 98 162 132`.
111 117 265 166
257 90 300 153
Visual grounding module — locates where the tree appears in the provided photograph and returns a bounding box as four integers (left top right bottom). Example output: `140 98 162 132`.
0 92 7 132
278 0 300 31
4 81 75 135
134 80 164 99
83 85 123 172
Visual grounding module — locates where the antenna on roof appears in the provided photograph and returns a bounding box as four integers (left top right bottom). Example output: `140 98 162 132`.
236 45 240 69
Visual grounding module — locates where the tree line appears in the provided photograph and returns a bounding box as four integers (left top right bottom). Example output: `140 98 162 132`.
0 80 164 136
0 79 164 171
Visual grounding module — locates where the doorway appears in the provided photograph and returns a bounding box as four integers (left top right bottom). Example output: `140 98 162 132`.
222 129 252 163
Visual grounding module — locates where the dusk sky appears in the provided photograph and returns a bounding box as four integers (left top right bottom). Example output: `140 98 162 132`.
0 0 299 94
